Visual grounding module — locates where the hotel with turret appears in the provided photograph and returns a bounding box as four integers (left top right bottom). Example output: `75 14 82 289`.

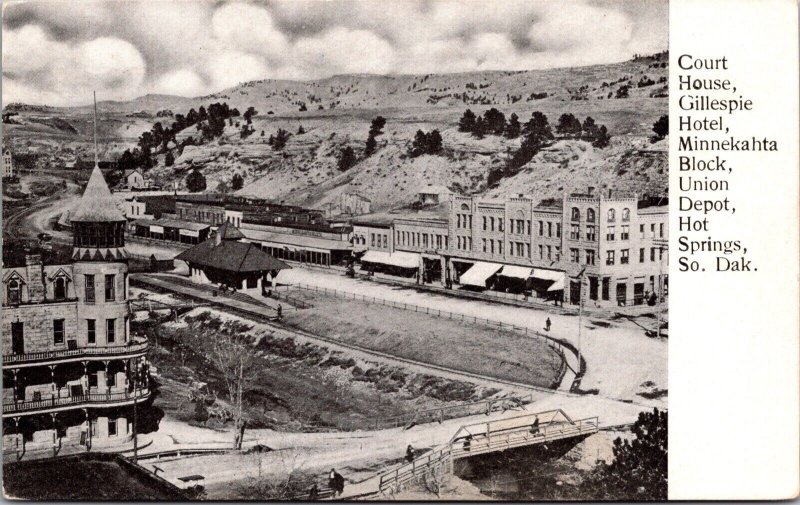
2 166 150 458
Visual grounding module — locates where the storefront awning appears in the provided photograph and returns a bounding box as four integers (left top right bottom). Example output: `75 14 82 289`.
547 278 565 291
149 225 164 234
532 268 564 282
500 265 533 279
386 251 420 269
460 261 503 287
179 229 199 237
361 250 392 264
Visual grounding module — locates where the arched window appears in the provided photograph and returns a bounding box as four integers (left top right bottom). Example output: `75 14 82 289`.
460 203 470 211
7 280 20 305
587 209 595 223
54 278 66 300
622 208 630 222
607 209 616 222
571 208 580 221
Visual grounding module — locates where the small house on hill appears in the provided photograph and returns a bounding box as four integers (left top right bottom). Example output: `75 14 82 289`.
418 185 452 205
175 222 289 296
124 169 145 189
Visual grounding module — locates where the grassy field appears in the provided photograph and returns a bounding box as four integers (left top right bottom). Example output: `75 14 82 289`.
141 309 504 432
281 289 565 389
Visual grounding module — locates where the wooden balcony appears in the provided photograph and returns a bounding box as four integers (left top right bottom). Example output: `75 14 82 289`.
4 339 149 368
3 388 151 417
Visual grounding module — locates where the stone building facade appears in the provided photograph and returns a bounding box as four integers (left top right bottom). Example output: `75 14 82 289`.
2 167 150 459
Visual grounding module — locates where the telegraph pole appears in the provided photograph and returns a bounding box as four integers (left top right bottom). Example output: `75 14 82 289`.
576 267 586 374
653 239 668 338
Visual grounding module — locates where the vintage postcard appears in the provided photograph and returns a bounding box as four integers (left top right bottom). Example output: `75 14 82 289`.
1 0 797 501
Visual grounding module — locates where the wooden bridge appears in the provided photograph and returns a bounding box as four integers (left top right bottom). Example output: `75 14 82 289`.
370 409 598 497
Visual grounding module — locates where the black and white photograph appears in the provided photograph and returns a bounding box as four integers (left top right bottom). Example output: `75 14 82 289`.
2 0 671 500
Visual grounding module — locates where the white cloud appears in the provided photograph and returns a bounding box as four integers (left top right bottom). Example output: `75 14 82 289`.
2 0 667 104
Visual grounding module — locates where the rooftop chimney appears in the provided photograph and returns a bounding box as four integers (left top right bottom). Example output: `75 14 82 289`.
587 186 595 196
608 189 613 198
25 255 45 303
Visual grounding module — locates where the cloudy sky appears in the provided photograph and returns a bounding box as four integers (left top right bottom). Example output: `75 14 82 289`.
2 0 668 106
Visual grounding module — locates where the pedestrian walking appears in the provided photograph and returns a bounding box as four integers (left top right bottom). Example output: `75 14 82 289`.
545 317 551 332
406 444 415 463
308 483 319 500
277 304 283 320
462 434 473 452
328 468 336 494
530 416 540 435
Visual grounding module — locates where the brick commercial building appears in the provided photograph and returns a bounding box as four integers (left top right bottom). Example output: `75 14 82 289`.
2 166 152 458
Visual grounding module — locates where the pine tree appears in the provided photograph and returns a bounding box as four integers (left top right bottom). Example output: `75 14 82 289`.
186 169 207 192
652 115 668 140
337 146 357 171
504 113 521 139
458 109 477 132
231 173 244 190
165 151 175 167
364 134 378 156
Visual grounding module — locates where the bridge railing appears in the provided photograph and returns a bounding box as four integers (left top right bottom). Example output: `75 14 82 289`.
377 447 453 493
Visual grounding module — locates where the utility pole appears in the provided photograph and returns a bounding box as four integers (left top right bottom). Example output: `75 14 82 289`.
133 360 138 464
654 240 668 338
576 267 586 374
93 91 98 169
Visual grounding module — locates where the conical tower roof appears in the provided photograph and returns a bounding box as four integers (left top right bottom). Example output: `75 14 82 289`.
71 165 126 222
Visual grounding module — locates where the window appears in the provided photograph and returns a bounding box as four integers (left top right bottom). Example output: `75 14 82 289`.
586 250 596 265
538 244 543 259
517 220 524 234
538 221 544 236
606 250 615 265
122 273 127 301
586 225 596 241
371 233 375 247
526 220 531 235
607 209 616 222
650 223 656 238
621 225 630 240
659 223 664 238
490 217 495 231
457 215 461 228
508 242 514 256
104 275 115 302
517 242 524 256
547 245 553 260
53 319 65 345
606 226 616 241
640 248 646 263
85 275 95 303
246 276 258 289
651 247 656 262
87 319 96 344
7 279 20 305
622 208 630 221
570 224 580 240
498 219 503 232
621 249 630 264
383 235 388 248
555 246 561 261
490 239 495 254
108 418 117 436
587 208 596 223
556 223 561 238
498 241 503 254
54 278 67 300
108 370 117 388
547 222 553 237
526 243 530 258
640 224 645 239
106 319 116 343
570 248 580 263
423 234 428 248
482 216 487 231
602 277 610 300
482 238 487 252
571 207 580 221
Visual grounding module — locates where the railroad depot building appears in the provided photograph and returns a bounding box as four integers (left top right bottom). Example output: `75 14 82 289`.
176 222 290 296
2 167 151 457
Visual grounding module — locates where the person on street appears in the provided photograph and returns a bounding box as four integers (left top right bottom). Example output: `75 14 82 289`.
406 444 415 463
545 317 551 332
277 304 283 320
328 468 336 493
530 416 540 435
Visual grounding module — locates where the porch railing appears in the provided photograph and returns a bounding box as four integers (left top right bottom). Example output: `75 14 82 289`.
3 388 151 414
3 338 149 366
